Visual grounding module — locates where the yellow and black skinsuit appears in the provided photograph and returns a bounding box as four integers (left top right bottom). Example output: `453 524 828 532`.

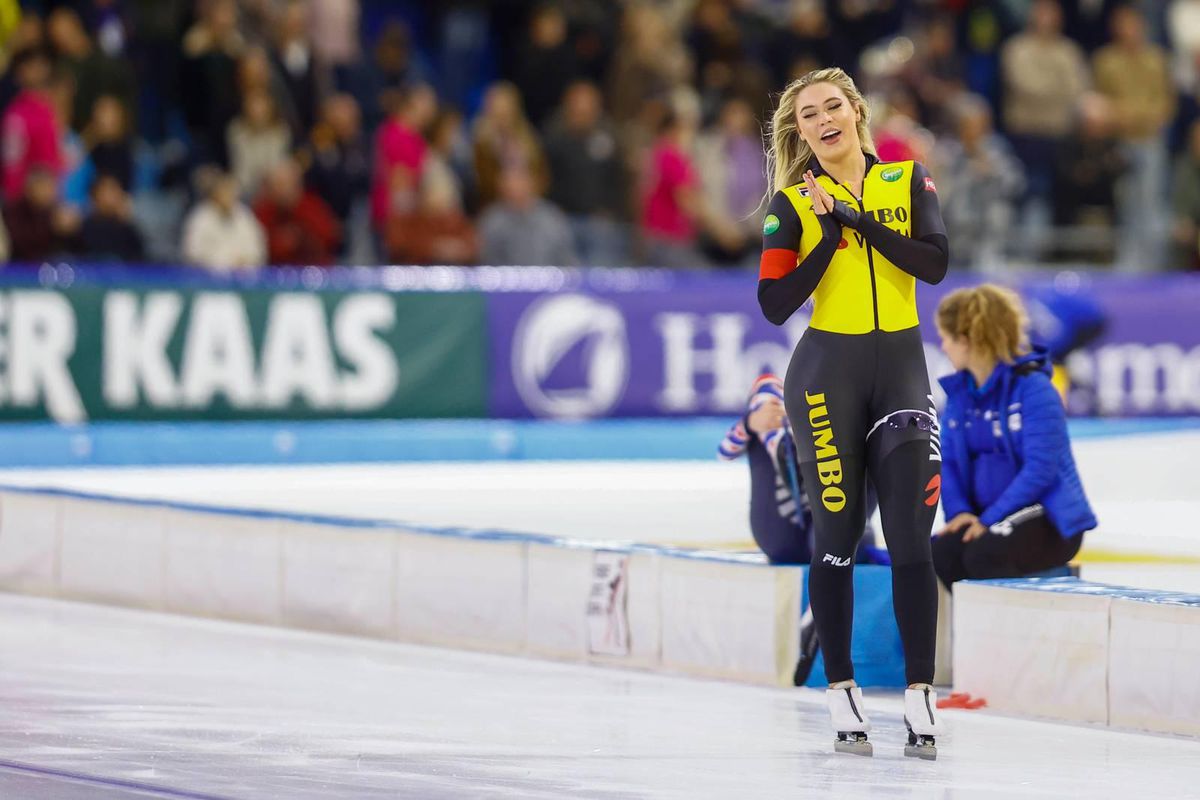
758 153 948 686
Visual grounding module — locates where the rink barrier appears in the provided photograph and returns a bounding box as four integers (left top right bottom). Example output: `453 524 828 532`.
0 484 806 687
954 578 1200 736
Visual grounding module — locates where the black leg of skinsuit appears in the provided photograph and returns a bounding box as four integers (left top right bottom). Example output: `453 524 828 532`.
786 327 939 687
869 438 939 687
799 455 867 683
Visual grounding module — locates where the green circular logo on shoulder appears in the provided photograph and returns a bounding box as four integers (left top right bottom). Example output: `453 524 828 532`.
763 214 780 235
881 166 904 182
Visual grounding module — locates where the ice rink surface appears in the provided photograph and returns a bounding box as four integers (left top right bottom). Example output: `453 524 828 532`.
1 427 1197 559
2 593 1199 800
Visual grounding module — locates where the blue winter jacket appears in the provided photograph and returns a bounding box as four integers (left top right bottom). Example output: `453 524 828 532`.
937 347 1097 539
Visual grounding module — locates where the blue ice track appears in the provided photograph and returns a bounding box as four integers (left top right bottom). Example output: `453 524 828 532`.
0 417 1195 469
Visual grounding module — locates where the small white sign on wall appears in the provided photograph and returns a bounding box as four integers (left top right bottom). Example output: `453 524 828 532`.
587 550 630 656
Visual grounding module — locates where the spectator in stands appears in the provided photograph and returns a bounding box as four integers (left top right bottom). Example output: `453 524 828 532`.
228 88 292 197
766 0 849 85
270 0 319 139
1053 93 1127 263
425 107 474 213
686 0 768 122
79 173 144 263
180 170 266 272
1000 0 1089 250
254 159 341 266
5 167 79 262
543 80 628 266
127 0 189 144
695 95 765 266
304 94 369 228
513 4 579 129
935 94 1024 271
238 46 300 139
871 90 931 164
1093 5 1176 271
906 16 967 133
83 94 133 191
46 7 135 133
607 5 690 127
472 81 548 208
309 0 361 90
385 174 477 266
180 0 245 165
479 163 576 266
371 83 435 232
1171 120 1200 269
640 110 704 268
2 47 62 202
932 284 1097 589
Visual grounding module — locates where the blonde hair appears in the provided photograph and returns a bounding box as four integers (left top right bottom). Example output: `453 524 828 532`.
765 67 876 194
936 284 1030 364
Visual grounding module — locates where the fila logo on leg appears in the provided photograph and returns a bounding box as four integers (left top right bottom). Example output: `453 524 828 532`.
822 553 852 567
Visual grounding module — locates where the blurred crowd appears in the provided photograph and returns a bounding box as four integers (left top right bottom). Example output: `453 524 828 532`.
1 0 1199 272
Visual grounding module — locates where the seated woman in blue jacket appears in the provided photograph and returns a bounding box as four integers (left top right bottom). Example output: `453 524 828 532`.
931 284 1097 589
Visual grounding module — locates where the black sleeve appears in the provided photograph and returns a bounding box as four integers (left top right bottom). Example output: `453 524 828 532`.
757 191 843 326
846 162 949 285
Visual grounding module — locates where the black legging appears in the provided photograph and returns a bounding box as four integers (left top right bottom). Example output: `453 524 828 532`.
931 505 1084 590
785 327 940 687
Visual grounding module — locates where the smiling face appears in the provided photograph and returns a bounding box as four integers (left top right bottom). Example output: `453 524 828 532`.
795 82 861 161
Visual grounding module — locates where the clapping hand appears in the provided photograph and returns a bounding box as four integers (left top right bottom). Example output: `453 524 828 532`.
803 170 835 215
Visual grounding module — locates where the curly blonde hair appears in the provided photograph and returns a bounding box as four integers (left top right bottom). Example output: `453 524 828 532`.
765 67 876 195
936 284 1030 364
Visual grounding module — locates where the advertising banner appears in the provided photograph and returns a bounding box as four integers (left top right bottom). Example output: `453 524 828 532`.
0 287 486 422
489 272 1200 419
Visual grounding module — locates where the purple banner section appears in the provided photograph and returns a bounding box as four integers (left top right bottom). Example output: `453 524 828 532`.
487 272 1200 419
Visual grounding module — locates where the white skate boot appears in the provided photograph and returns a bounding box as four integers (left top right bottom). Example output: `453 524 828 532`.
904 685 946 760
827 683 872 756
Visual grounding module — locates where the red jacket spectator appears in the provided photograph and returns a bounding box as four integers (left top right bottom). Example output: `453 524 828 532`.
641 124 699 244
254 160 342 265
2 50 63 201
370 85 434 228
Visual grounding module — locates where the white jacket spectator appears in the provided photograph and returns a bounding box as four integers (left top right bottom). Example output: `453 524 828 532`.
181 173 267 272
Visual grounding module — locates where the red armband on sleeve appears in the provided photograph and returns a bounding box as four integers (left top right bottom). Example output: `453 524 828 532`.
759 248 798 280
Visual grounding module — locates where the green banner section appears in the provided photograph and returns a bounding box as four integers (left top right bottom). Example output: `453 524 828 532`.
0 288 486 421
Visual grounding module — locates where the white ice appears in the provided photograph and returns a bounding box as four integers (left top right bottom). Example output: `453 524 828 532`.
1 428 1197 559
2 593 1198 799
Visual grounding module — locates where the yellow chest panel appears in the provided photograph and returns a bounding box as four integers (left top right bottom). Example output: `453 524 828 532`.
781 161 918 334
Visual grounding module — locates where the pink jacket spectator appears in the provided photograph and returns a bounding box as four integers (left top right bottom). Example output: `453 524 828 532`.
641 141 696 242
370 118 426 227
2 91 62 200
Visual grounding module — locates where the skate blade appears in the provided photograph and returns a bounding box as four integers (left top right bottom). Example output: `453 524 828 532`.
834 739 873 757
904 743 937 761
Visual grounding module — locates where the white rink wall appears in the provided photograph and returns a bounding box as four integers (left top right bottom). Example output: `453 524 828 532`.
0 487 800 688
954 579 1200 736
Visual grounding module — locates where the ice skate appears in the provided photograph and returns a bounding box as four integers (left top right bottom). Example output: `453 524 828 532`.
904 685 945 760
827 683 872 756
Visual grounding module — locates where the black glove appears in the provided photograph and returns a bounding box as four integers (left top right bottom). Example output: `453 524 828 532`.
830 199 862 229
816 210 843 242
